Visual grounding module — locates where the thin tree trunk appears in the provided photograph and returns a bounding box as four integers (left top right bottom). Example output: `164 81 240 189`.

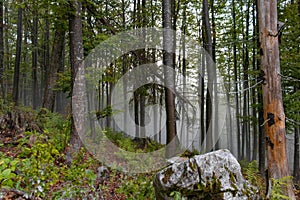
211 0 219 151
121 0 128 133
203 0 213 151
32 4 38 109
243 0 250 161
41 8 50 101
4 3 9 97
252 0 258 161
12 1 23 105
256 0 265 176
258 0 295 198
182 3 188 147
0 0 4 99
232 0 241 159
197 13 205 147
294 122 300 182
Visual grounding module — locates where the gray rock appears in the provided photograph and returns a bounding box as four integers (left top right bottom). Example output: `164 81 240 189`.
97 166 109 179
153 149 258 200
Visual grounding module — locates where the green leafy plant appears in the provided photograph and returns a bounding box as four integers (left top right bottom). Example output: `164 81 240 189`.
271 176 293 200
244 160 265 197
170 191 186 200
116 174 155 199
0 157 19 188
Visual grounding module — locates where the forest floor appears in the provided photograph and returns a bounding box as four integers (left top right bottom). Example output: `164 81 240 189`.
0 107 156 199
0 106 299 199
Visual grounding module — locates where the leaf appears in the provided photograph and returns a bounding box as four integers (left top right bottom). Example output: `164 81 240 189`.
1 169 12 178
1 179 14 188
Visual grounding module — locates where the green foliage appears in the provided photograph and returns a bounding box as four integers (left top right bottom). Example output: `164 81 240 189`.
56 70 72 96
0 156 19 189
279 2 300 132
96 106 113 119
271 176 293 200
243 160 265 197
170 191 185 200
116 174 155 200
104 129 164 153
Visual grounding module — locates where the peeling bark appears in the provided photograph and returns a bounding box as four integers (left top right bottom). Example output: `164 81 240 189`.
257 0 295 198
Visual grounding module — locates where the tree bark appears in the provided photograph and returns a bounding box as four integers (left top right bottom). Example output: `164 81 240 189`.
32 3 38 109
232 0 241 159
4 3 9 97
294 117 300 182
255 0 266 176
243 0 250 161
43 22 65 111
0 0 4 99
252 0 258 161
12 1 23 105
294 0 300 183
66 0 83 164
257 0 295 198
163 0 178 158
202 0 213 152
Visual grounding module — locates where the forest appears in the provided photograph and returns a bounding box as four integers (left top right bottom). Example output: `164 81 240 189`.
0 0 299 199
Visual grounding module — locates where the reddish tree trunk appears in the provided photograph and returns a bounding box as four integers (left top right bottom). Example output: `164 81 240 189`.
257 0 295 198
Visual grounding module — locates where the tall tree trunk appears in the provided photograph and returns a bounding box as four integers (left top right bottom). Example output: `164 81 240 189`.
21 19 29 106
12 1 23 105
202 0 213 152
243 0 250 161
139 0 146 140
294 111 300 182
197 13 205 147
232 0 241 159
121 0 128 133
32 3 38 109
4 3 9 97
211 0 219 150
182 3 188 147
252 0 258 161
43 23 65 111
257 0 295 198
0 0 4 99
256 0 265 176
66 0 83 164
294 0 300 183
41 8 50 102
163 0 178 158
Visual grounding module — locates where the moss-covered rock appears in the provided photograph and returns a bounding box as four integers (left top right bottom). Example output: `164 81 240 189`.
153 149 258 200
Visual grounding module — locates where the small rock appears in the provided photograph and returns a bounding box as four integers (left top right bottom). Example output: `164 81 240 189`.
97 166 109 179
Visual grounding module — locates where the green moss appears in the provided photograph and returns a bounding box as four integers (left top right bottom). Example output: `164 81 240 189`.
162 167 174 184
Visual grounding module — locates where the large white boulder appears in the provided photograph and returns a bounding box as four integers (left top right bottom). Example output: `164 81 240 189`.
153 149 258 199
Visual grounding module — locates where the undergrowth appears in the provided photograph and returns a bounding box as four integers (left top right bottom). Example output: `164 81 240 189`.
1 106 297 199
0 107 157 199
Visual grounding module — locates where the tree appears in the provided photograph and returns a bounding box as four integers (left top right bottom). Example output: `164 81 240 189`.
43 11 66 111
163 0 178 158
257 0 295 198
0 0 4 99
31 0 38 109
202 0 213 151
66 0 83 163
232 0 241 159
12 0 23 105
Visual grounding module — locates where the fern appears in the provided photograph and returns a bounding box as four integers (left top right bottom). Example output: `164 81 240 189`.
271 176 293 200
